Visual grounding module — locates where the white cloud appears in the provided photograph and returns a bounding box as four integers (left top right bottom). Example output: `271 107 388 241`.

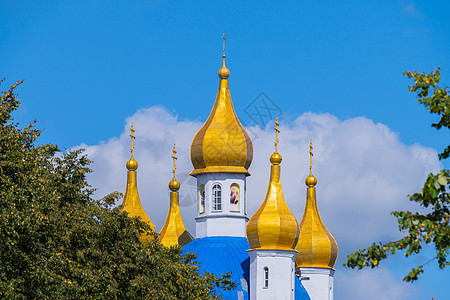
245 112 440 257
336 267 416 300
77 106 441 299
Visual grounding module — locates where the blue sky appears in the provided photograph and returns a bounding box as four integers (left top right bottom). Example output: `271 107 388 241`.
1 1 449 299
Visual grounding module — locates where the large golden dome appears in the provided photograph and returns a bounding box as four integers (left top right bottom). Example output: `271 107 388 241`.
295 143 338 268
190 53 253 176
246 119 299 251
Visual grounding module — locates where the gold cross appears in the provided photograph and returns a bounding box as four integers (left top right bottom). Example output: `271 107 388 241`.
171 144 177 179
222 33 226 57
309 140 313 175
130 124 136 158
274 117 280 152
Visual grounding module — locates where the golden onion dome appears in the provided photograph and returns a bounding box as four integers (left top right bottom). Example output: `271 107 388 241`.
247 118 299 251
190 36 253 176
121 125 156 244
159 145 194 247
295 142 338 269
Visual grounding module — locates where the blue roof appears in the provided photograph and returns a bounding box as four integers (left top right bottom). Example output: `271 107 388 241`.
183 236 250 300
182 236 310 300
295 276 311 300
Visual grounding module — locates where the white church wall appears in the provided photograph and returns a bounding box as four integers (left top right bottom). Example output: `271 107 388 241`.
299 267 335 300
248 249 297 300
195 215 248 238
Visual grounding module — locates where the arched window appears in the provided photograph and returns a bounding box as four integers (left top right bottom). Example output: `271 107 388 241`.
263 267 269 288
212 184 222 211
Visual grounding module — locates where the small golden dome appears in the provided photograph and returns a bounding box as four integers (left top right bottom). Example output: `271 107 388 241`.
246 161 299 250
190 43 253 176
305 174 317 187
126 158 138 171
295 142 338 268
247 119 299 251
169 179 180 191
296 183 338 268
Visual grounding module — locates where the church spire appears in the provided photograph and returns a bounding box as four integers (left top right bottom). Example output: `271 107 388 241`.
121 124 156 243
247 118 299 250
159 145 193 247
295 141 338 268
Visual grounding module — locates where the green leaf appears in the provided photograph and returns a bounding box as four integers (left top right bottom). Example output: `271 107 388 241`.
437 175 448 186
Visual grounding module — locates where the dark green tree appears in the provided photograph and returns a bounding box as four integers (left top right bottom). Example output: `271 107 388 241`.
0 79 235 299
344 68 450 282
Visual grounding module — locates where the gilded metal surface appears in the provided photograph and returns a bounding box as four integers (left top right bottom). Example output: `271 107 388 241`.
159 191 193 247
247 163 300 251
295 146 338 268
121 126 156 244
246 121 299 251
190 52 253 176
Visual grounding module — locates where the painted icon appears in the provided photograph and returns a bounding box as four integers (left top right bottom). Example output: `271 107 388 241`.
230 183 240 211
199 184 205 213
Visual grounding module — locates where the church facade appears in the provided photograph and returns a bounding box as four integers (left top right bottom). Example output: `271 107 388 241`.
121 41 338 300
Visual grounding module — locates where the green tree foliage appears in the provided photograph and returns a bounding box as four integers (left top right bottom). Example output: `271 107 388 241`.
344 68 450 282
0 79 235 299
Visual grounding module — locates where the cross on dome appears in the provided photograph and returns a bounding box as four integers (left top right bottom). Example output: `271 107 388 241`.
274 117 280 152
171 144 177 179
130 123 136 158
222 33 226 58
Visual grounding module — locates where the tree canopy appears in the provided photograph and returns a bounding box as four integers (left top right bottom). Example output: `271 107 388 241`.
344 68 450 282
0 79 234 299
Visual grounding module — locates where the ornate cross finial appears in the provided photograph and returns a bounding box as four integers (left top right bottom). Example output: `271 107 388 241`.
309 140 313 175
171 144 177 179
222 33 226 57
274 117 280 152
130 123 136 158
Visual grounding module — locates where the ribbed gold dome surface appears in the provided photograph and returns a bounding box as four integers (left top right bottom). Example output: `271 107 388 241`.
122 169 156 244
246 119 299 251
295 143 338 268
190 53 253 176
159 190 193 247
